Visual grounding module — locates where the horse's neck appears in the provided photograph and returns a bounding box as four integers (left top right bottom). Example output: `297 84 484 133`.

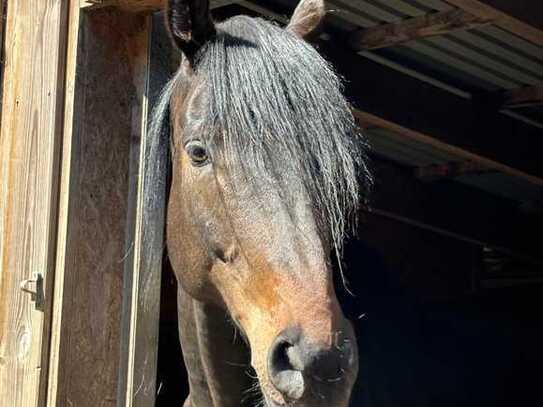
177 289 252 407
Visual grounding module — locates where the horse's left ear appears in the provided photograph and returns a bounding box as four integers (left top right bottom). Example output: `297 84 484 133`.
287 0 326 39
166 0 216 64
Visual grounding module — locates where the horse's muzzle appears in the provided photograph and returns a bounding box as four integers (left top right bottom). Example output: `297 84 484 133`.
267 325 357 403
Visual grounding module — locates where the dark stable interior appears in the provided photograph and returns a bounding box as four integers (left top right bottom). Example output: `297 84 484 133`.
155 176 543 407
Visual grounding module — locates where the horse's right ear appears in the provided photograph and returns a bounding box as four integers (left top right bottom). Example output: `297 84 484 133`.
166 0 216 64
287 0 325 40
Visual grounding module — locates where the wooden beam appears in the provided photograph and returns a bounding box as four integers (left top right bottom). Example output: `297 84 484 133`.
414 161 490 181
44 8 160 407
117 12 169 407
0 0 70 406
503 84 543 109
355 110 543 188
80 0 163 10
445 0 543 45
45 1 82 406
81 0 236 12
350 9 491 50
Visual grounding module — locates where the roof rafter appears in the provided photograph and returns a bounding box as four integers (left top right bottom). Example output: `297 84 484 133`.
444 0 543 45
503 84 543 109
350 9 491 50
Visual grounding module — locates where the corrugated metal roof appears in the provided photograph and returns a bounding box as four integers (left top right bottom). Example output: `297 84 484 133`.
325 0 543 204
330 0 543 93
367 127 461 166
366 127 543 203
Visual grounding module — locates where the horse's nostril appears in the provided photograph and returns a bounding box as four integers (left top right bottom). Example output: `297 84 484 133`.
272 340 294 371
268 328 351 400
268 329 306 400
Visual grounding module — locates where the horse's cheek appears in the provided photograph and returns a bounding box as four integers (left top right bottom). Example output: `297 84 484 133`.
167 189 209 298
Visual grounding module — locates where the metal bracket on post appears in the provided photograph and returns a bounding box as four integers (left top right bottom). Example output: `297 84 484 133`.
20 272 44 311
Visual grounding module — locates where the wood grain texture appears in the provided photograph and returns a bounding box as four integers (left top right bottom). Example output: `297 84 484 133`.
116 12 168 407
445 0 543 45
46 8 152 407
350 9 491 50
83 0 164 12
0 0 6 115
45 1 82 406
80 0 235 12
0 1 69 406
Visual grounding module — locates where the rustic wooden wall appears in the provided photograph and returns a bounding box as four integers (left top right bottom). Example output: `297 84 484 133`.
0 1 70 406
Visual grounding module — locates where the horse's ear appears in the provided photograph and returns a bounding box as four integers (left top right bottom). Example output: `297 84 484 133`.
166 0 216 63
287 0 326 39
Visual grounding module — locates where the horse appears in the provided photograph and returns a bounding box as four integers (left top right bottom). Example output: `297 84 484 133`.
147 0 372 405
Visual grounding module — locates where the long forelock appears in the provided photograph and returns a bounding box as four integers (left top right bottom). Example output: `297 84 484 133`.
194 16 371 258
148 15 372 268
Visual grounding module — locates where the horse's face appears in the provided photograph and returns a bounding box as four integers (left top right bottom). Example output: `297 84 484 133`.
167 77 358 407
165 1 363 405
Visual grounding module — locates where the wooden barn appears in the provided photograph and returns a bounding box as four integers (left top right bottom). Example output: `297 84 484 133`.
1 1 542 406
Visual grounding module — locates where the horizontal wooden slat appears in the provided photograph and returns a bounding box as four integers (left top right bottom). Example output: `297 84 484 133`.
350 9 491 50
80 0 162 10
81 0 235 12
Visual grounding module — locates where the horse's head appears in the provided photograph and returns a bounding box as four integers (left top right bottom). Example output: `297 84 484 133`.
163 0 370 405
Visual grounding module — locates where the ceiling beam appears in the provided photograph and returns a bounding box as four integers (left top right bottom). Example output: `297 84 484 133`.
445 0 543 45
354 110 543 188
80 0 163 10
414 161 491 181
503 84 543 109
350 9 490 51
80 0 236 12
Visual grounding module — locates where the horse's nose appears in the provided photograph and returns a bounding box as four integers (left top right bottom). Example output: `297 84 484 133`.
267 327 354 400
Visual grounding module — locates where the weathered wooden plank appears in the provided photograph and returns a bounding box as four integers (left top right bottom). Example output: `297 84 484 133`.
81 0 235 12
350 9 491 50
414 161 490 181
45 2 83 406
504 84 543 108
116 12 169 407
44 8 153 407
445 0 543 45
0 0 6 114
0 1 70 406
81 0 163 11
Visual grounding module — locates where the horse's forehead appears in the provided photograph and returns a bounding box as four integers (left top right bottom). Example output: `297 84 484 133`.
171 75 208 135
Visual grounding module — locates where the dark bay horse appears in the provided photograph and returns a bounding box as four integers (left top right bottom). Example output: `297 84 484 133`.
148 0 371 405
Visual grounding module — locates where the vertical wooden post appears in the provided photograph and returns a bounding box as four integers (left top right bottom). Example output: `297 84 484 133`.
0 1 70 407
117 12 170 407
46 6 167 407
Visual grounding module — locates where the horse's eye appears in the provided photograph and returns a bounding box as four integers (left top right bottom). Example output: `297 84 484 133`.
186 141 209 166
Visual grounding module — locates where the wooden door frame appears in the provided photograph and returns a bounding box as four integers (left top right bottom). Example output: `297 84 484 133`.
1 1 168 406
46 3 167 407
